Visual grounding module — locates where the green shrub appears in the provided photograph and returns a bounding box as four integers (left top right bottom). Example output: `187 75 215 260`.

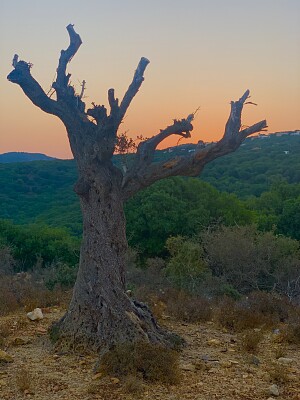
42 262 78 290
165 236 209 293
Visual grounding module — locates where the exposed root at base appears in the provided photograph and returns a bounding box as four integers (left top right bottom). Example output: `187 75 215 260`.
49 299 185 355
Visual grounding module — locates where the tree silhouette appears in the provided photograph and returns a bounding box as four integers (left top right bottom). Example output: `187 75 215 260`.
7 25 267 351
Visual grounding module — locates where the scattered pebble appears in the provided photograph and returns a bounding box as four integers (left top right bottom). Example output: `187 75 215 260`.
268 383 280 397
27 308 43 321
0 350 13 363
277 357 294 365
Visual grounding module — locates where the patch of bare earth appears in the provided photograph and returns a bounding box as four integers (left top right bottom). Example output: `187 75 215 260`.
0 308 299 400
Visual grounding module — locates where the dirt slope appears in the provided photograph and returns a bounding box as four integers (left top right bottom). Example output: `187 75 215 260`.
0 308 299 400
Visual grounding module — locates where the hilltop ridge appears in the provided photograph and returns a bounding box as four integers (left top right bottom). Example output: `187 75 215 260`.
0 152 57 163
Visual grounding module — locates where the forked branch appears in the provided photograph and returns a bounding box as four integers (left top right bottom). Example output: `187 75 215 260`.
131 117 194 172
121 90 267 199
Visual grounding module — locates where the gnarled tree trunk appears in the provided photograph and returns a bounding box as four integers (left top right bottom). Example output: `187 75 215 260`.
7 24 267 352
53 163 170 351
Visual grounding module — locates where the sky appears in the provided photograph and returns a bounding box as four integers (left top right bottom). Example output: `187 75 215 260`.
0 0 299 159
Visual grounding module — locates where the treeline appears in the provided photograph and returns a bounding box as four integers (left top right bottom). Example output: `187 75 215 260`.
0 176 299 300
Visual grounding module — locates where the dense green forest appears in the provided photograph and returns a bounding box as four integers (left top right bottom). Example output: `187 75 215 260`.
0 134 299 234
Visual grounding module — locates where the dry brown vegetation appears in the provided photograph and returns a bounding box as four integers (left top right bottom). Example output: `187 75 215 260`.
0 283 300 400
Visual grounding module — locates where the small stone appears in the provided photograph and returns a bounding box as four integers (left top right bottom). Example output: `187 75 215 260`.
181 363 196 372
220 361 232 368
23 388 34 396
250 355 260 366
36 327 47 334
269 384 280 397
11 337 28 346
92 372 103 380
207 339 222 346
0 350 13 363
27 308 43 321
110 377 120 384
277 357 294 365
0 379 7 386
228 359 239 365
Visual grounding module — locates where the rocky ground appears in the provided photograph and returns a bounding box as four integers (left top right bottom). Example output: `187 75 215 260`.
0 307 299 400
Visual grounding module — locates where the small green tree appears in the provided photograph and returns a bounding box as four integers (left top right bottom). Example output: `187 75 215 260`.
165 236 209 292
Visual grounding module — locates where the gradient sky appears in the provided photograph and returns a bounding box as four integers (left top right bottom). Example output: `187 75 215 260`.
0 0 299 158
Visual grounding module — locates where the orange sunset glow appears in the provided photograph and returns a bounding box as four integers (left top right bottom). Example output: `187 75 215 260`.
0 0 299 159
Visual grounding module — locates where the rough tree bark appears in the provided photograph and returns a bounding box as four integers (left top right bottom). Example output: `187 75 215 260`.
7 25 267 352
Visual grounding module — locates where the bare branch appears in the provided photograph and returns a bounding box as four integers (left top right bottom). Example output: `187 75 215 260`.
129 118 193 173
117 57 150 124
7 60 62 116
52 24 82 97
12 54 18 67
108 88 119 116
79 80 86 99
121 90 267 200
224 89 249 140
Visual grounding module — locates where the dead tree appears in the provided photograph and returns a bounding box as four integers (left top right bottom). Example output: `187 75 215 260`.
7 25 267 352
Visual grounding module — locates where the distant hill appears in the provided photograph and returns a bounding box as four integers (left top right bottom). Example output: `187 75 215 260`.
0 152 57 163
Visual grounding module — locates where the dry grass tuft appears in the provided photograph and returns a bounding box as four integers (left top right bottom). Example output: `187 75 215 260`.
269 363 290 384
123 375 144 395
281 321 300 345
0 322 11 348
15 367 32 392
240 330 264 354
274 345 287 359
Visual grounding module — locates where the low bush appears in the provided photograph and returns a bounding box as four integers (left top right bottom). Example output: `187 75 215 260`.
0 273 67 316
216 292 289 332
99 341 181 385
164 290 212 323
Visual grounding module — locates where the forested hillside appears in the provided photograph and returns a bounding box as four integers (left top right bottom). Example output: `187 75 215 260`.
200 134 300 196
0 134 299 232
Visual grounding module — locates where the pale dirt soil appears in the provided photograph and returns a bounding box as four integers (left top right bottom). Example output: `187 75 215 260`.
0 307 299 400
